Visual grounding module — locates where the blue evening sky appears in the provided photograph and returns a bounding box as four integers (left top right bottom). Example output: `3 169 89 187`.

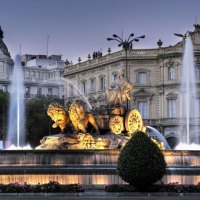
0 0 199 63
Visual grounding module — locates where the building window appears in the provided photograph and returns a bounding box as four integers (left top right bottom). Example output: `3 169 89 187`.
168 99 176 117
31 71 35 78
60 71 64 78
25 70 30 78
113 74 117 81
195 66 200 80
168 66 175 80
25 87 30 98
137 101 148 119
37 87 42 96
2 85 7 92
0 62 3 75
194 98 200 117
81 81 87 94
138 72 147 85
90 79 96 93
48 88 53 96
69 84 74 97
35 72 40 79
99 76 105 91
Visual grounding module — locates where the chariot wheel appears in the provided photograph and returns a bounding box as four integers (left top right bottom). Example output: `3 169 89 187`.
109 115 124 135
125 109 144 134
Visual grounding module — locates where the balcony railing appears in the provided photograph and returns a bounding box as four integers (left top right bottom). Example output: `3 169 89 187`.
64 45 186 75
144 117 200 126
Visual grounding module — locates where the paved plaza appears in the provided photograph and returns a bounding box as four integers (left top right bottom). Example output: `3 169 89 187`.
0 192 200 200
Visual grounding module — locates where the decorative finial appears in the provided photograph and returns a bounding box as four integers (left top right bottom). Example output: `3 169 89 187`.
78 57 81 63
194 24 200 30
107 47 111 54
88 54 91 60
65 59 70 65
157 39 163 47
0 26 4 39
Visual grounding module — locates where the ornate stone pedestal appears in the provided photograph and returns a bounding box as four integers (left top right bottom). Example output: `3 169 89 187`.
36 133 128 150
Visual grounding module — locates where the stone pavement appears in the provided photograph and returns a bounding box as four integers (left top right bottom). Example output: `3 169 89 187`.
0 190 200 200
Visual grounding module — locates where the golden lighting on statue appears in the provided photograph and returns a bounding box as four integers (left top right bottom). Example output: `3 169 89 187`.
37 68 167 150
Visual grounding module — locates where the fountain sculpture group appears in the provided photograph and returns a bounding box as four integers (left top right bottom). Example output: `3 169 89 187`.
1 31 200 185
36 69 166 150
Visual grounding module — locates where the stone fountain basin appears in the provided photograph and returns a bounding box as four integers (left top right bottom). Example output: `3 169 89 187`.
0 150 199 165
0 150 199 184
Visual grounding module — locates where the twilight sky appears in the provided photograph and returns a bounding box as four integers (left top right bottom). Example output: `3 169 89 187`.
0 0 200 63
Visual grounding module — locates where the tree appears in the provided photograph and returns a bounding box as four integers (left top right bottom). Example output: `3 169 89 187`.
117 131 166 189
25 96 63 148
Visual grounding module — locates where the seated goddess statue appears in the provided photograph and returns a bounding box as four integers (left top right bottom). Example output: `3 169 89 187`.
106 69 133 108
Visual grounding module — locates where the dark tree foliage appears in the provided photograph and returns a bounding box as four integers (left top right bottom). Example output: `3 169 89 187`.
117 131 166 189
25 96 64 148
0 91 8 140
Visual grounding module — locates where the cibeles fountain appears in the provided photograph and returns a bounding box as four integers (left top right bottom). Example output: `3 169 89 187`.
35 69 169 151
1 29 200 185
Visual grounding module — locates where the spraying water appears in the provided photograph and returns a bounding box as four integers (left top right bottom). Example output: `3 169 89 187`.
6 55 25 148
177 37 199 148
65 78 92 110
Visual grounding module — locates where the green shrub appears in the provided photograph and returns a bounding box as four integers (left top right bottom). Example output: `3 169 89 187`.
117 131 166 189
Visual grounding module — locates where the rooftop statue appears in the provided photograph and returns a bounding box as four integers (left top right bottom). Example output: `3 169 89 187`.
106 69 133 108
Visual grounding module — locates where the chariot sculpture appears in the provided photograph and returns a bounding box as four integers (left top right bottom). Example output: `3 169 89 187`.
37 68 165 150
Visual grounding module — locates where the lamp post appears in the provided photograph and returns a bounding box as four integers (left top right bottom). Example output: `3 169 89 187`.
107 33 145 110
107 33 145 81
174 32 189 48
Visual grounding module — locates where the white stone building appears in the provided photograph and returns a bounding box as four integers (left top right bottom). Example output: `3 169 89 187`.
0 26 65 100
0 26 13 92
21 54 65 99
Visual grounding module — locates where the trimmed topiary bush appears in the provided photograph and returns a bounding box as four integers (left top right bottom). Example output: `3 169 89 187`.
117 131 166 189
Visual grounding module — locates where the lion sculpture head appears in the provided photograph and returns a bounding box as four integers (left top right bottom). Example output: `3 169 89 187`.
47 102 70 132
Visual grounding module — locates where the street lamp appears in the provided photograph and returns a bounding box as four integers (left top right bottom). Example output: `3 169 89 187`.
107 33 145 110
174 31 189 47
107 33 145 81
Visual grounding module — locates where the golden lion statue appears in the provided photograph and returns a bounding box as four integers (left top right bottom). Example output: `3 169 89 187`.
47 102 70 132
47 100 99 134
68 100 99 133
